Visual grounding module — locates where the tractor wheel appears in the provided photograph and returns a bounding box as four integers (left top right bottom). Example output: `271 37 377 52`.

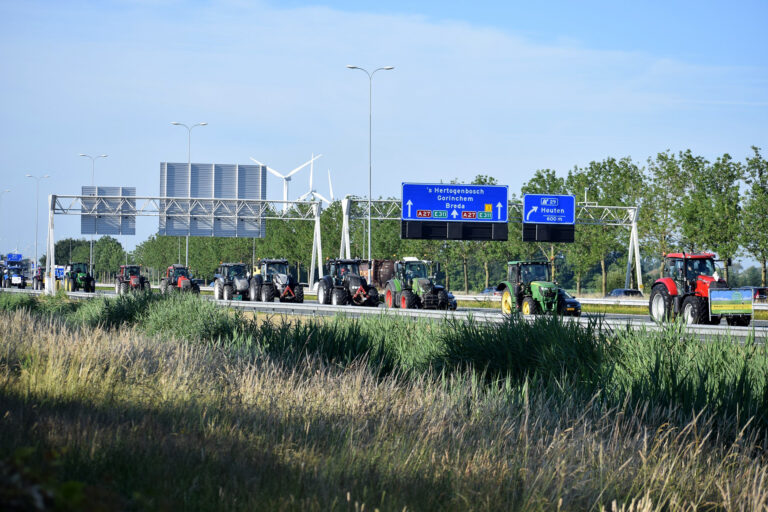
522 297 539 315
317 283 329 305
649 285 674 323
261 284 275 302
400 290 417 309
437 289 450 310
681 296 706 325
115 280 121 295
213 281 222 300
160 280 168 295
385 287 397 308
249 281 260 301
501 289 514 315
331 288 347 306
119 282 129 295
294 285 304 303
726 315 751 327
192 284 200 295
223 285 234 301
366 287 379 307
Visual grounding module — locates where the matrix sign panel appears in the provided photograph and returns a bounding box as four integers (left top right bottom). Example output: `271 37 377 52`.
401 183 508 222
81 186 136 235
709 289 753 316
523 194 575 224
159 162 267 238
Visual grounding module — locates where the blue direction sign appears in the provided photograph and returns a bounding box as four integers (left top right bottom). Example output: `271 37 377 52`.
7 253 22 262
402 183 508 222
523 194 576 224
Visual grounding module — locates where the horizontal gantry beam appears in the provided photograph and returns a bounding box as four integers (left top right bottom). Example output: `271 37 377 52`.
51 195 320 221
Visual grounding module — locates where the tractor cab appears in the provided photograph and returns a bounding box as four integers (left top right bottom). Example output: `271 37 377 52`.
121 265 141 278
69 262 89 275
262 260 289 277
329 259 361 284
662 253 723 296
395 258 429 284
507 261 551 286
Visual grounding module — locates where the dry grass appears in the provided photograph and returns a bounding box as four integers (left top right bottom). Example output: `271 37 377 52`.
1 309 767 511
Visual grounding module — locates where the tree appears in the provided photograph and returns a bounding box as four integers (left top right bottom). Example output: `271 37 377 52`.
93 236 125 277
742 146 768 286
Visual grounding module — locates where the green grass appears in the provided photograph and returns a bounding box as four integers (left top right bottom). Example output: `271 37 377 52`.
2 293 768 510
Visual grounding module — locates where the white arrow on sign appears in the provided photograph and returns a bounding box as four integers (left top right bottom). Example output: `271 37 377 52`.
406 199 413 217
451 209 459 219
525 206 538 221
496 202 503 220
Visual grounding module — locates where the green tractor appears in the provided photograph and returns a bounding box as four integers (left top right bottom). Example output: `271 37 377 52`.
496 260 579 316
383 257 456 310
63 262 95 293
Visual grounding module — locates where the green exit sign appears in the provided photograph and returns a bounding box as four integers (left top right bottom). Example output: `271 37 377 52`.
478 211 492 219
432 210 447 218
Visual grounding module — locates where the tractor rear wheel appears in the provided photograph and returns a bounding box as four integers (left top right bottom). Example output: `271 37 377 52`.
681 296 706 325
501 289 514 315
385 287 397 308
649 285 673 323
522 297 539 315
437 289 449 310
120 282 130 296
249 281 259 301
115 281 121 295
261 284 275 302
331 288 347 306
400 290 417 309
160 280 168 295
366 287 379 307
294 285 304 303
223 285 234 301
317 283 329 304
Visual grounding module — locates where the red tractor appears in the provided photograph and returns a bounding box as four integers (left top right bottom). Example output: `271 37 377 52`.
115 265 150 294
160 264 200 294
649 253 751 326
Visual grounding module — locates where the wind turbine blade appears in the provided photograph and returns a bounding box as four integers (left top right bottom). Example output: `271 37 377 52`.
327 170 334 201
251 157 284 178
286 153 322 178
249 157 264 165
313 192 330 204
297 191 312 202
309 155 314 191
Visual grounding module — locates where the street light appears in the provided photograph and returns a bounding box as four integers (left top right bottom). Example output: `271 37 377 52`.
79 153 108 275
25 175 50 273
171 122 207 267
346 65 394 269
0 189 10 254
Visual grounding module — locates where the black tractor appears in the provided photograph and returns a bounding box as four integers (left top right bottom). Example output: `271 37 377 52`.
251 259 304 303
213 263 252 301
317 258 379 307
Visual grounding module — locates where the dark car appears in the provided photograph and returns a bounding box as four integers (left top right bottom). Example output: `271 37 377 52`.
559 289 581 317
607 288 643 298
479 287 502 296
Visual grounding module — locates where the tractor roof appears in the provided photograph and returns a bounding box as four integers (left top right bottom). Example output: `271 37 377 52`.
402 256 421 262
330 258 360 264
508 260 549 265
260 258 289 264
121 264 140 269
170 264 187 269
220 262 247 267
665 253 716 260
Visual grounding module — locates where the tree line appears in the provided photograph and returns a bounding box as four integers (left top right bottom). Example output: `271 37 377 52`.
42 147 768 293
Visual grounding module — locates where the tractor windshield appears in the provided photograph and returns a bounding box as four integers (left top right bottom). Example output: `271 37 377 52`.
71 263 88 274
520 264 549 283
266 262 288 275
337 262 359 277
404 262 428 279
125 266 140 277
173 267 188 278
686 258 715 280
227 265 247 279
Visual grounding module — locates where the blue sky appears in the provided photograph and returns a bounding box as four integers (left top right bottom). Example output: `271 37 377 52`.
0 0 766 260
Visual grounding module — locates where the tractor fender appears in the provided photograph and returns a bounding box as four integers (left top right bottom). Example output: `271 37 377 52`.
497 281 513 292
653 277 678 296
387 279 403 293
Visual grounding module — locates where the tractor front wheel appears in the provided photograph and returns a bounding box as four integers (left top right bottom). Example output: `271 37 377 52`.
294 285 304 303
400 290 416 309
522 297 538 315
681 296 706 325
261 284 275 302
331 288 347 306
726 315 751 327
366 287 379 307
120 282 130 296
249 281 260 301
223 285 234 301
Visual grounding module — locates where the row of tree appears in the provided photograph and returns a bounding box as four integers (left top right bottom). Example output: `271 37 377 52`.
41 147 768 293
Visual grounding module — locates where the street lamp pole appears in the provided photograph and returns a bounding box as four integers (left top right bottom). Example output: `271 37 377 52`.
0 189 10 255
171 122 207 267
79 153 108 275
25 175 50 273
346 65 394 273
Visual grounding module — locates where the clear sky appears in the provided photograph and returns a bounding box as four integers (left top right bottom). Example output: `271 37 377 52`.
1 0 766 259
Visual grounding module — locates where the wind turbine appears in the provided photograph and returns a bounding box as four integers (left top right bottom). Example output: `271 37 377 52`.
249 154 322 211
297 157 331 204
327 170 335 202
